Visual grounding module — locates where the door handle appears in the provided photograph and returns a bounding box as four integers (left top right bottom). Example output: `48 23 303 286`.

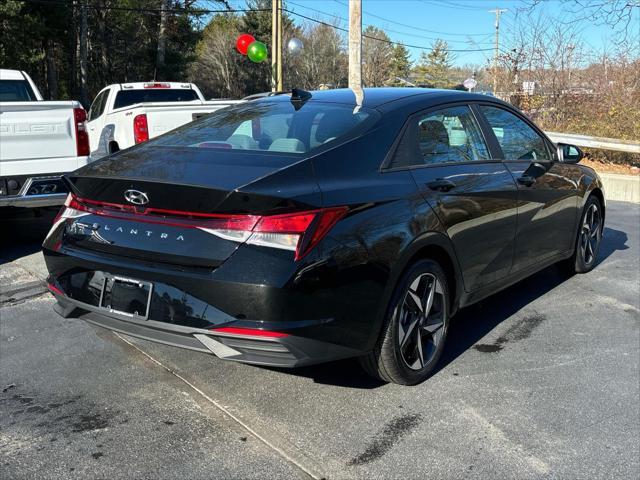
426 179 456 192
517 175 536 187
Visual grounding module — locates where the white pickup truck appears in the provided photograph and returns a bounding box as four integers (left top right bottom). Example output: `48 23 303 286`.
87 82 241 158
0 69 91 208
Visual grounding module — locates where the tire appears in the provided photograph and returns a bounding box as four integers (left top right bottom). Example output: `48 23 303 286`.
565 195 603 274
360 259 450 385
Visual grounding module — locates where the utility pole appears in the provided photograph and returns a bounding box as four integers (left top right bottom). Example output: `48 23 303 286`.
348 0 362 91
489 8 507 95
271 0 283 92
277 0 283 91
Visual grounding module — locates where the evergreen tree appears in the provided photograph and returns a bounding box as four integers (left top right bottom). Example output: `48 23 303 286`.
413 39 454 88
390 44 412 86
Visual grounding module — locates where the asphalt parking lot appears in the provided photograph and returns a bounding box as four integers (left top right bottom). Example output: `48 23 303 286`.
1 202 639 480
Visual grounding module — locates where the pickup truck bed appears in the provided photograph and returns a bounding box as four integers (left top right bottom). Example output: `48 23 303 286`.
86 82 241 159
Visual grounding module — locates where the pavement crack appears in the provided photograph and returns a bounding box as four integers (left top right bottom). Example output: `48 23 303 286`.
0 280 48 307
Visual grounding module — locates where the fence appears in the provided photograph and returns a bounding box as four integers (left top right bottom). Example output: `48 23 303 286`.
545 132 640 154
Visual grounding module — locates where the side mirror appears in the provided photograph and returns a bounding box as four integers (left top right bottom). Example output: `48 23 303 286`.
556 143 584 164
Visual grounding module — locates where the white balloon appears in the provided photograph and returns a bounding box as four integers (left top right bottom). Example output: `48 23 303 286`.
287 38 303 56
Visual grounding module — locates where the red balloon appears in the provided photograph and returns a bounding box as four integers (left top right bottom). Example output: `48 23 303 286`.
236 34 256 55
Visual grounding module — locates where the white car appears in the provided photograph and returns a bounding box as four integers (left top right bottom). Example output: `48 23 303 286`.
87 82 241 158
0 69 90 208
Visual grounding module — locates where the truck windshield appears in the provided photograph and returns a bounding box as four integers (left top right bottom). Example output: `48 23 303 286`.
113 89 200 109
0 80 37 101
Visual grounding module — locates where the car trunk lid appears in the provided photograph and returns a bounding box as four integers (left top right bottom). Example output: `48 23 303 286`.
61 146 320 268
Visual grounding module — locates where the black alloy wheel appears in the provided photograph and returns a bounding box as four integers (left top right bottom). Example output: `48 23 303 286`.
567 196 603 274
360 259 450 385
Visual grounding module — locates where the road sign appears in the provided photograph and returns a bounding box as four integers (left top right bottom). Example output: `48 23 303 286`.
522 81 535 95
463 77 477 91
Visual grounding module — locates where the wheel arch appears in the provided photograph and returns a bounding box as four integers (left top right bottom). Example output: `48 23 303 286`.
388 232 464 317
365 231 464 352
588 187 605 223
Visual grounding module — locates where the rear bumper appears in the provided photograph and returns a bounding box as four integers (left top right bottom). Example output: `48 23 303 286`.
0 176 67 208
50 290 359 368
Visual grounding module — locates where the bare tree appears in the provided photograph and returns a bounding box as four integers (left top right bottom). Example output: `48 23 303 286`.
524 1 640 42
362 26 393 87
296 21 347 89
189 14 246 98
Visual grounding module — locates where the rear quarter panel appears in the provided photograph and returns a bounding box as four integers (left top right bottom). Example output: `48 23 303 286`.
310 116 457 350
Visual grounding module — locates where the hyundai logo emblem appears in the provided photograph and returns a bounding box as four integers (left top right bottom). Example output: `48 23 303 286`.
124 189 149 205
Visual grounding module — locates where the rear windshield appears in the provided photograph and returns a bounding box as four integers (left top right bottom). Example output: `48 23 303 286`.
113 89 200 109
0 80 37 101
152 100 378 154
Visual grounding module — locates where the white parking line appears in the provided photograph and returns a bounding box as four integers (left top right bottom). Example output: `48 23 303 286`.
114 332 324 480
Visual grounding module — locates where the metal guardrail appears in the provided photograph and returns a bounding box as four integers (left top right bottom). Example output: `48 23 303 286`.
545 132 640 154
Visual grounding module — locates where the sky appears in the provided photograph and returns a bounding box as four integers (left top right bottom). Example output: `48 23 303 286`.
223 0 639 67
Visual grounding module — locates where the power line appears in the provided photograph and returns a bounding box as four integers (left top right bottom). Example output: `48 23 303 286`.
20 0 494 53
333 0 492 37
288 0 493 45
284 8 495 53
419 0 489 12
21 0 268 15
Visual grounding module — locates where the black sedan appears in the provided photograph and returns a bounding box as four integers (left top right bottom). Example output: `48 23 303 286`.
43 88 604 385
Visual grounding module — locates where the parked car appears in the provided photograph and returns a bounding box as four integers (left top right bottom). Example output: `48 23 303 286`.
0 69 90 208
87 81 241 158
43 88 604 385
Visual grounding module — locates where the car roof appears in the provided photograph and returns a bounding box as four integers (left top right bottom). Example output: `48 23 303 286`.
255 87 502 109
0 69 27 80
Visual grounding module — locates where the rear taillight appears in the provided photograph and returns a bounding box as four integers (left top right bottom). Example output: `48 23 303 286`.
45 193 91 243
73 107 90 156
249 208 348 259
55 194 348 260
133 114 149 144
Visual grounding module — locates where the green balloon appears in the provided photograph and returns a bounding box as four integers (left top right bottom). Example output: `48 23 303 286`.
247 41 268 63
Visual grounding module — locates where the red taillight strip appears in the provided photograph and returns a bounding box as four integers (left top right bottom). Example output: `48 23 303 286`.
47 283 65 296
74 195 245 219
66 194 348 259
211 326 289 338
68 195 260 230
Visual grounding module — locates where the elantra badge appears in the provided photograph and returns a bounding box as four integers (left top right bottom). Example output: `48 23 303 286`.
124 189 149 205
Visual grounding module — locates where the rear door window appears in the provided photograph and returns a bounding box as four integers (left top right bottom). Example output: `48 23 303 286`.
390 105 489 168
88 90 108 121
